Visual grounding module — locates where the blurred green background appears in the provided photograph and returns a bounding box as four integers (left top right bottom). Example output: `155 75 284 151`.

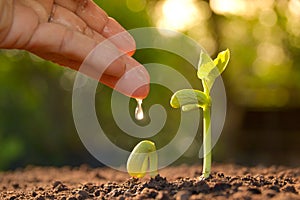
1 0 300 170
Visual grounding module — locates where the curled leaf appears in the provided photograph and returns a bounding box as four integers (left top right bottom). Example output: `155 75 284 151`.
170 89 210 110
127 140 158 178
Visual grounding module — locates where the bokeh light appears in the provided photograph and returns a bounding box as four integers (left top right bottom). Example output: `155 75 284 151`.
150 0 216 54
153 0 201 31
126 0 147 12
210 0 275 18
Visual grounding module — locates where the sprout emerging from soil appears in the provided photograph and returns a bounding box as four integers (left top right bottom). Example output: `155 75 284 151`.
170 49 230 179
127 140 158 178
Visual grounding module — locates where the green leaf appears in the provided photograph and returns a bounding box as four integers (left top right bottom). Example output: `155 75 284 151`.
213 48 230 76
170 89 210 110
127 140 158 178
197 49 230 91
197 51 215 80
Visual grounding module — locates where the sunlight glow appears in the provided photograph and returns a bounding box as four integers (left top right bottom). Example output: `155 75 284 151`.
156 0 200 31
210 0 275 18
210 0 246 15
288 0 300 18
286 0 300 47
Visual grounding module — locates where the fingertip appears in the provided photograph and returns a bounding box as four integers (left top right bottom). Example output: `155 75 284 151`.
127 50 136 57
131 84 150 99
115 64 150 99
91 51 149 99
99 68 150 99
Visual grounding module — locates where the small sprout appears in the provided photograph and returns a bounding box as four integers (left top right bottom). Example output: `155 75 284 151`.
127 140 158 178
170 49 230 179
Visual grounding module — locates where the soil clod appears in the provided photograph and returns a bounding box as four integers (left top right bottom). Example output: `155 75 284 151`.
0 164 299 199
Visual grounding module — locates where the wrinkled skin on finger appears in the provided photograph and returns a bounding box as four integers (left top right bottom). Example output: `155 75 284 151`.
0 0 149 98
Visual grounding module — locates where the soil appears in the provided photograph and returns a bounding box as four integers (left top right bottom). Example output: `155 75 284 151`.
0 164 299 200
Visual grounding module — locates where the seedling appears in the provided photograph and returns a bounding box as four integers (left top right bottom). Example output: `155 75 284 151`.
170 49 230 179
127 140 158 178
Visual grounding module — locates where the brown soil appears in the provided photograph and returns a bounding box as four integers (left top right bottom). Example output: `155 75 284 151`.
0 164 299 200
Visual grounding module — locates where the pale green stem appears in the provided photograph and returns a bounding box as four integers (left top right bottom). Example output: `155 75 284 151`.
200 79 212 179
202 79 209 95
202 105 211 179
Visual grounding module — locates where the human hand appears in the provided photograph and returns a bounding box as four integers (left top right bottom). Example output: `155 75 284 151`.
0 0 149 98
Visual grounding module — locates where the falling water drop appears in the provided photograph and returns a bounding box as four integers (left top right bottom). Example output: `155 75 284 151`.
135 98 144 120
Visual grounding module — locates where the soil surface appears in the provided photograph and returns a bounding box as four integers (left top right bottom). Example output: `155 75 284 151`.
0 164 299 200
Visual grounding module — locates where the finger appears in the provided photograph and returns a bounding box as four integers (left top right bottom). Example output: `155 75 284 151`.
102 17 136 56
49 4 107 43
26 23 150 98
37 48 149 99
40 46 149 99
50 4 86 34
53 0 135 55
0 0 13 43
100 73 150 99
1 0 39 49
79 38 149 98
18 0 49 22
37 52 82 69
37 0 54 15
99 56 150 99
54 0 108 32
26 23 125 77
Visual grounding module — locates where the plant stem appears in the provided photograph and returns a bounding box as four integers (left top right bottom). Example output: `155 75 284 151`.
202 105 211 179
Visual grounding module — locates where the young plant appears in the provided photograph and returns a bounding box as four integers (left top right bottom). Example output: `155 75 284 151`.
127 140 158 178
170 49 230 179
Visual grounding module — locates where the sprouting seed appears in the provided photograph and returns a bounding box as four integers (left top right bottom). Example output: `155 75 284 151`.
127 140 158 178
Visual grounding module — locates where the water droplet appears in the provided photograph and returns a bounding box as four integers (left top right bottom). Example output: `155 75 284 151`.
135 98 144 120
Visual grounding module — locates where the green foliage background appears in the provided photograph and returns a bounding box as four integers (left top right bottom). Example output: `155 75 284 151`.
1 0 300 170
